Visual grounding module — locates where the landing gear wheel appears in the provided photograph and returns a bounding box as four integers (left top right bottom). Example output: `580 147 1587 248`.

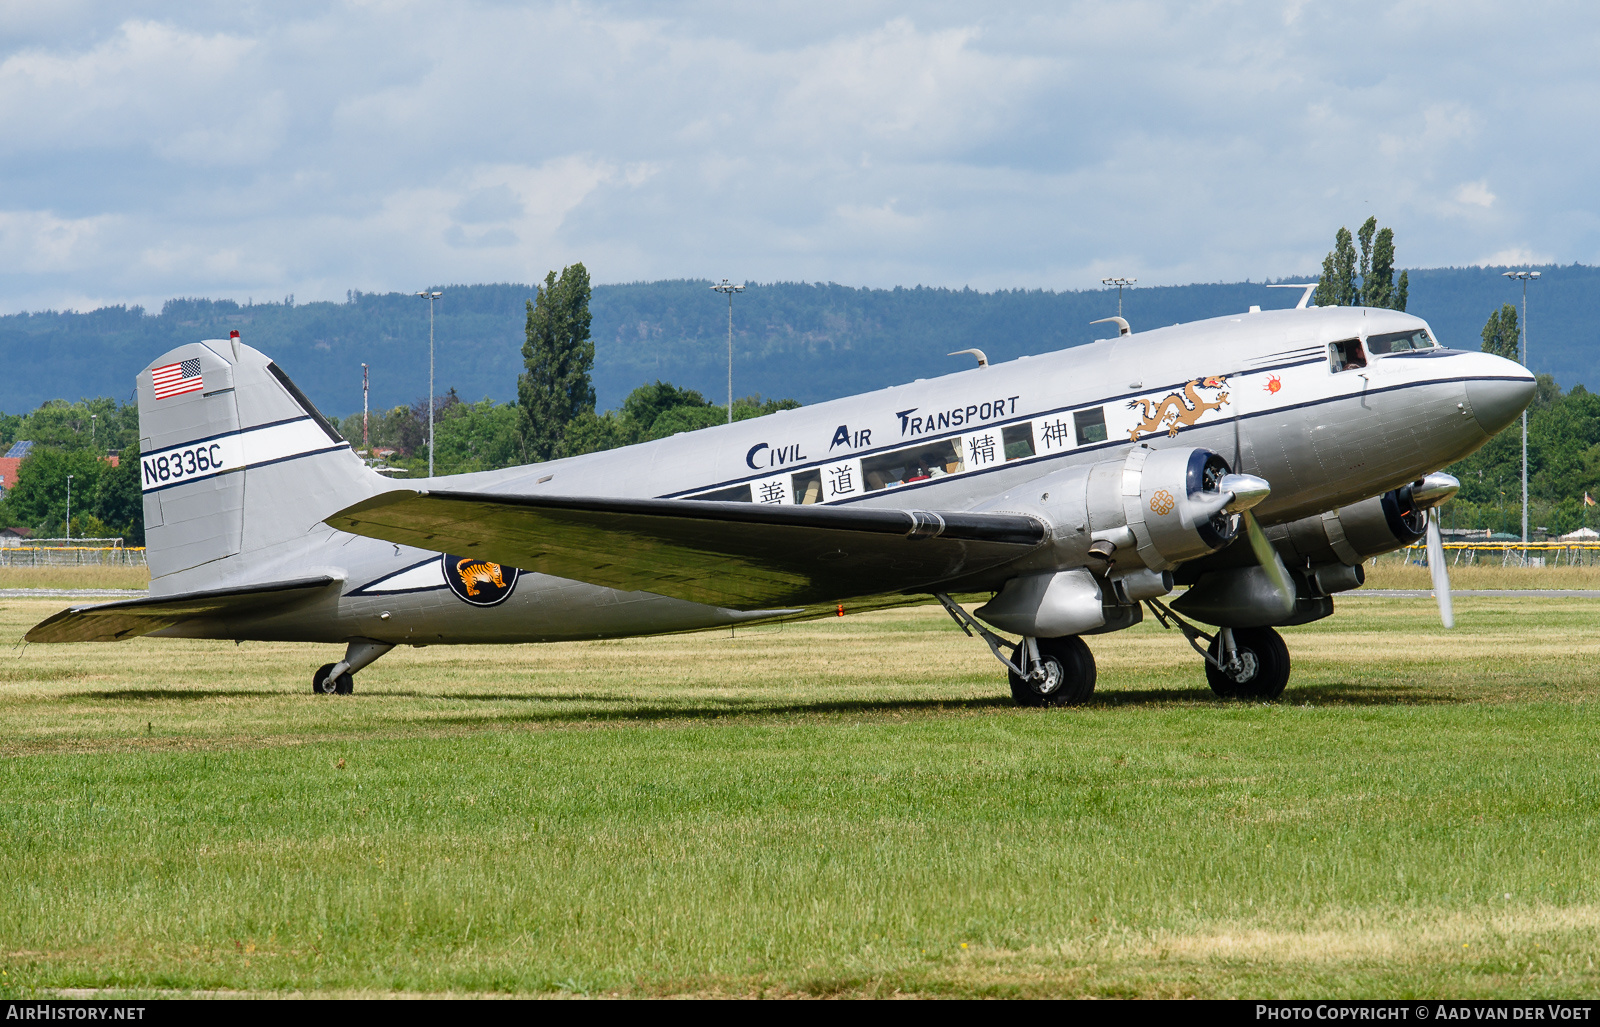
1205 627 1290 700
1009 636 1097 707
312 663 354 695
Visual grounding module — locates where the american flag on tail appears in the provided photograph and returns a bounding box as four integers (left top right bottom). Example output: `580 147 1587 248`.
151 358 204 400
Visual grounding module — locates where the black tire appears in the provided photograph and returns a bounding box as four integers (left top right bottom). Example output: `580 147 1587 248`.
1009 636 1097 707
1205 627 1290 700
312 663 354 696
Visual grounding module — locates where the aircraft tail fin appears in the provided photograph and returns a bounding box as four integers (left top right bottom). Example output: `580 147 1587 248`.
137 334 387 594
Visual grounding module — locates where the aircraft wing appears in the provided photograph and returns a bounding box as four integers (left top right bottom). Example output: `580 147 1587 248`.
327 490 1047 609
25 576 339 643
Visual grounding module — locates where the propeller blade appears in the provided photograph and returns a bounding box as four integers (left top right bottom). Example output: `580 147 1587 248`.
1426 507 1455 629
1243 510 1296 618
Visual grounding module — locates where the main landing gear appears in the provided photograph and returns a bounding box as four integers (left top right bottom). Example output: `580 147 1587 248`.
1146 600 1290 700
937 593 1294 706
311 639 394 696
936 594 1098 707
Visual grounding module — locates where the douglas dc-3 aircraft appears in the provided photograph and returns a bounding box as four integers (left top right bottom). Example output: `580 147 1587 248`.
28 286 1535 705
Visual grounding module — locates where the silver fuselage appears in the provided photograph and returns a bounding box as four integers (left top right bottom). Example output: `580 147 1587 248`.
156 305 1531 644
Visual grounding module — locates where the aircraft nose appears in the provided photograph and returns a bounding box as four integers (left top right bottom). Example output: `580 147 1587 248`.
1467 370 1537 436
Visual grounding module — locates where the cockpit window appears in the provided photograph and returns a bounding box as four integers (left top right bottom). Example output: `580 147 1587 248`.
1329 338 1367 373
1366 328 1437 355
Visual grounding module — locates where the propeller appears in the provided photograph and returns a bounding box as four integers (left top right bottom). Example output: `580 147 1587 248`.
1243 508 1297 618
1425 507 1454 629
1215 472 1296 619
1412 473 1460 628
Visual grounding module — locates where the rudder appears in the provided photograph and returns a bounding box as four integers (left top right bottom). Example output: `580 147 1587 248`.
137 335 385 594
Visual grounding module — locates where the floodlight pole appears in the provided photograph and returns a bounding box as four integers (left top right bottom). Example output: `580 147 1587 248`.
65 474 73 543
710 279 745 423
415 290 442 477
1503 270 1541 546
361 363 370 450
1102 277 1136 318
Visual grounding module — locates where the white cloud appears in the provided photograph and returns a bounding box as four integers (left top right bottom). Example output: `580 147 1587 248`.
1454 181 1496 209
1478 246 1549 268
2 2 1600 313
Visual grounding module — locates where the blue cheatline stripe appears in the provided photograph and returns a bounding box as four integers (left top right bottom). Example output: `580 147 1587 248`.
656 361 1491 503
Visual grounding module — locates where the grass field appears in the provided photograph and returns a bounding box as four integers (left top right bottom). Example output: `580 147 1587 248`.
0 566 150 591
1363 559 1600 591
2 594 1599 998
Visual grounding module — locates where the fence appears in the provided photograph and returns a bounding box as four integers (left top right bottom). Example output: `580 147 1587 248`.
1389 541 1600 568
0 546 147 567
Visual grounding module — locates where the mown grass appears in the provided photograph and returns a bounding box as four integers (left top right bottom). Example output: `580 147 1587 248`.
0 566 150 591
1 596 1598 998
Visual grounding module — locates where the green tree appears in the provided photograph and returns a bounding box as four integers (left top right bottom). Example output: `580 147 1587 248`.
1481 303 1521 361
1313 227 1357 307
433 397 525 473
1365 227 1397 308
92 457 144 544
518 263 594 462
0 448 108 535
1356 216 1377 293
561 410 635 457
1315 220 1407 310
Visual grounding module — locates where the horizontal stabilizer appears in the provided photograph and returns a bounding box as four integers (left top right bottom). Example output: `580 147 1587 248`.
328 490 1046 609
25 576 338 643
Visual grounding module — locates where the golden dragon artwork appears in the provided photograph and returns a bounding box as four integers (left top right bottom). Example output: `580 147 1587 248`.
1126 375 1230 440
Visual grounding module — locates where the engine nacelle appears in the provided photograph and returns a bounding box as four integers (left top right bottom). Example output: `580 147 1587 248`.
1272 486 1427 567
976 445 1242 574
972 446 1241 637
1117 446 1241 570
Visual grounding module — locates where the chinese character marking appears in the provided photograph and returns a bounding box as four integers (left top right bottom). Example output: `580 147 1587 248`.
1039 419 1073 450
967 433 997 466
827 464 856 496
757 480 786 504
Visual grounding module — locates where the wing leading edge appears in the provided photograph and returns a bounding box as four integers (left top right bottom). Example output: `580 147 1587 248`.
327 490 1047 609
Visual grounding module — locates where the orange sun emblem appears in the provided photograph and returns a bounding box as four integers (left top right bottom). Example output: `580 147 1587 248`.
1264 374 1282 394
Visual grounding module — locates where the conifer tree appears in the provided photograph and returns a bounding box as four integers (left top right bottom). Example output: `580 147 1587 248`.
518 263 594 462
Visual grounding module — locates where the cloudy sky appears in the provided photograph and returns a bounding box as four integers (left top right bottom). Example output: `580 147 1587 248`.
1 1 1595 314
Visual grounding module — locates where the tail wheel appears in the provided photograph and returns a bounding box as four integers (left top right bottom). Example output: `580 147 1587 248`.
312 663 354 696
1205 627 1290 700
1009 636 1097 707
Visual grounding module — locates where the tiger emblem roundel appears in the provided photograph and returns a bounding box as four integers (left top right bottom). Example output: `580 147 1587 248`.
443 554 520 607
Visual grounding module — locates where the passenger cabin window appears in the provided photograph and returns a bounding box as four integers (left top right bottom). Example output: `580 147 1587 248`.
1329 338 1367 373
1074 407 1108 445
1002 423 1036 460
692 484 752 502
861 439 963 491
1365 329 1437 355
791 469 823 505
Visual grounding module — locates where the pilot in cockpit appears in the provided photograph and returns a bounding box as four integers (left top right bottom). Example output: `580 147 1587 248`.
1330 338 1367 372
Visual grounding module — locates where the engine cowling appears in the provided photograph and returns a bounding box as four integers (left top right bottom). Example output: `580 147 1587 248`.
971 446 1243 636
1272 486 1428 567
1116 446 1241 570
977 444 1243 572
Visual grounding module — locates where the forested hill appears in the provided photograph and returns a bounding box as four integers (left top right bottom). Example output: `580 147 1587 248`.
4 266 1596 418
